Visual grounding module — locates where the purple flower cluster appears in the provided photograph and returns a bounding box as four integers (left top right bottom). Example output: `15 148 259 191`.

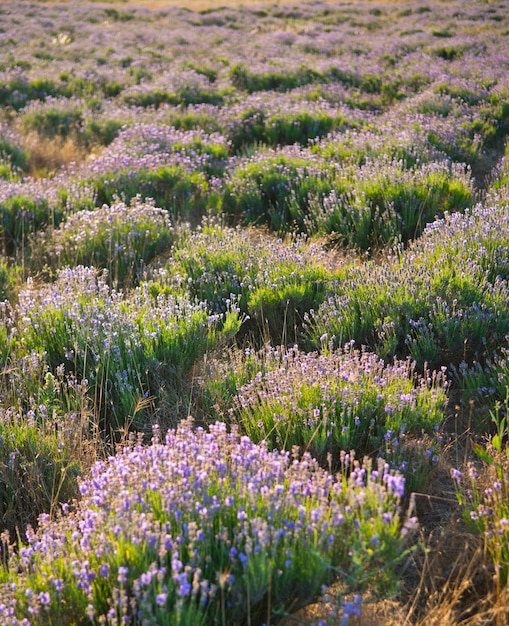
43 196 175 283
14 266 235 430
233 343 446 465
0 418 411 624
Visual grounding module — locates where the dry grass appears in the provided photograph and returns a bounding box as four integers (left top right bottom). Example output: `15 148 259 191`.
21 132 87 178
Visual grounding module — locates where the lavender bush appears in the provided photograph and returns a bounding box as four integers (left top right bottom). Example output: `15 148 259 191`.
40 197 175 286
0 404 81 538
221 150 335 233
304 156 474 248
14 267 240 433
231 343 446 477
451 400 509 588
0 126 28 182
308 197 509 372
0 418 415 625
222 150 474 248
20 97 123 155
158 220 336 344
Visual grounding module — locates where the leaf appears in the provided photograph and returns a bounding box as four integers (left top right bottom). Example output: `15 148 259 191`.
472 443 495 466
492 434 502 454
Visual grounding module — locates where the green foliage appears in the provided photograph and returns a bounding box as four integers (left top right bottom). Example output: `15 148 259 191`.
41 197 175 286
104 7 135 21
21 105 123 149
0 74 123 110
231 344 446 467
262 110 345 147
0 409 81 538
307 202 509 372
224 154 474 248
452 399 509 587
166 110 222 134
230 63 320 93
81 116 123 147
183 61 218 83
432 45 468 61
123 86 223 108
0 77 59 110
21 107 83 141
95 165 209 223
247 266 327 344
0 258 20 302
227 109 349 152
157 221 333 345
222 154 335 232
0 136 28 173
15 268 240 434
0 359 88 538
0 195 63 256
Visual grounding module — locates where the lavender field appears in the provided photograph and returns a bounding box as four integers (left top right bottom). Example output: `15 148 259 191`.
0 0 508 623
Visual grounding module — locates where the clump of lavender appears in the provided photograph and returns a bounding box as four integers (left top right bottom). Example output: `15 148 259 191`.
0 124 28 181
15 266 240 433
221 149 336 233
152 219 336 344
233 343 447 470
0 418 414 624
0 402 81 539
41 196 175 286
222 148 474 248
78 123 230 221
304 156 474 248
308 198 509 374
222 93 353 151
0 176 96 257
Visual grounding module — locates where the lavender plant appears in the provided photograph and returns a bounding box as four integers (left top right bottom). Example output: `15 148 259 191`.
0 176 96 258
152 220 336 344
308 198 509 373
20 102 83 142
0 418 415 624
20 97 124 155
304 156 474 248
0 259 20 303
40 197 175 286
14 267 240 434
0 342 95 537
0 127 28 182
451 400 509 589
232 343 446 471
78 124 230 221
224 99 353 152
223 150 474 248
221 150 335 233
0 403 82 540
0 195 55 257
